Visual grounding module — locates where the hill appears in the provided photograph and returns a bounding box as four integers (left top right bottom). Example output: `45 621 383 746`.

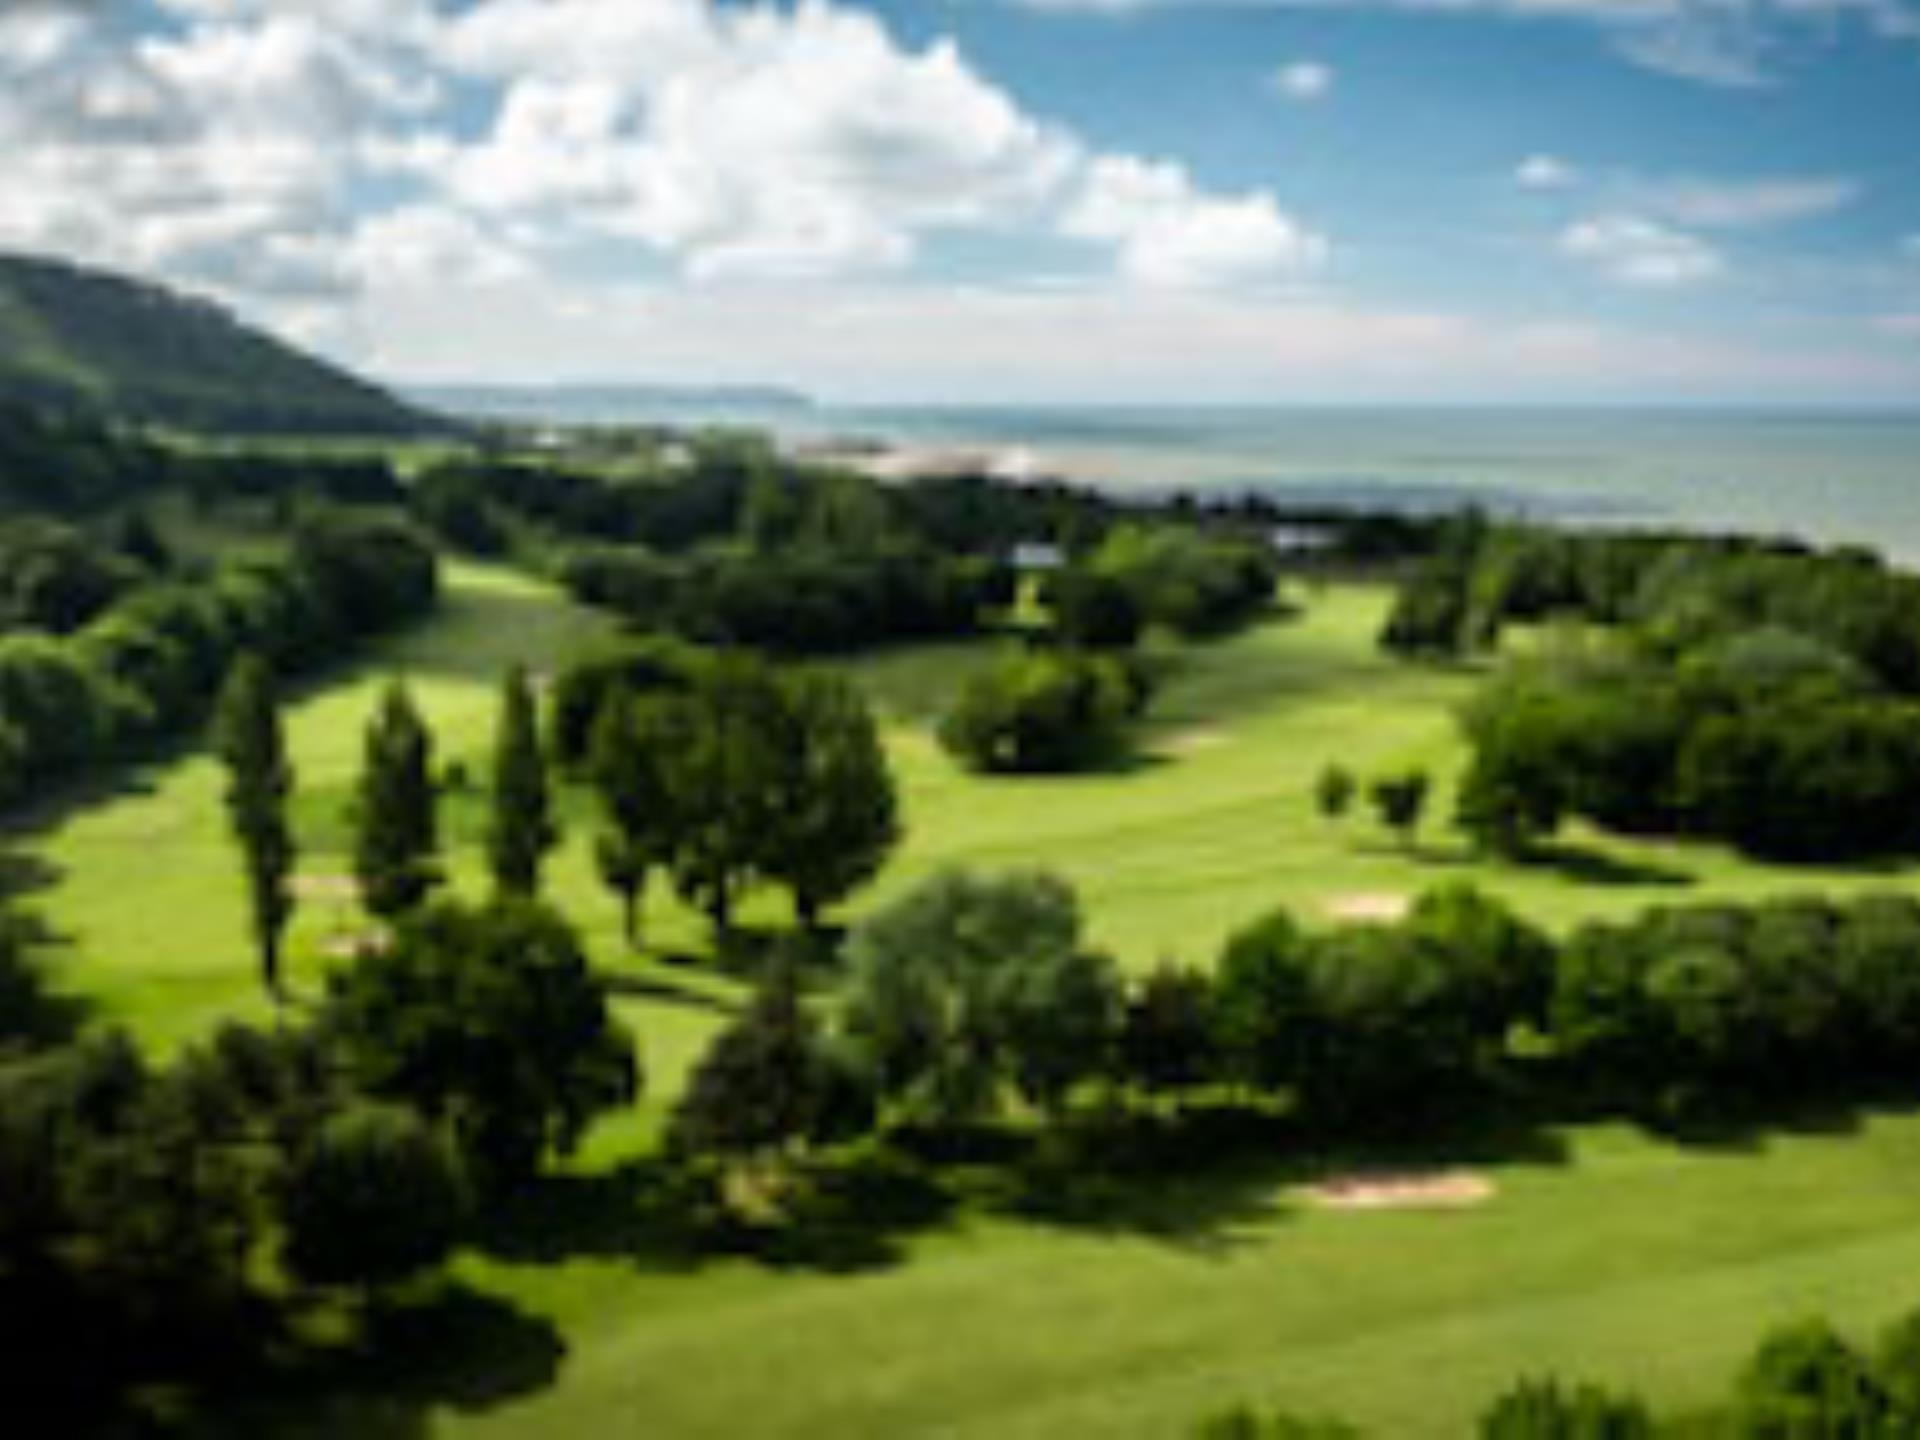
0 252 435 437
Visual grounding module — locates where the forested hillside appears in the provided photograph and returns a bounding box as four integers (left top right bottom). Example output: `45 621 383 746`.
0 253 435 437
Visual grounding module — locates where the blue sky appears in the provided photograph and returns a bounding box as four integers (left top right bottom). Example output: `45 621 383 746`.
1 0 1917 403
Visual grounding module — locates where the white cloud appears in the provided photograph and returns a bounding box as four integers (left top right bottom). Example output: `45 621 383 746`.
347 206 529 289
1063 155 1328 288
1561 213 1724 286
0 0 1322 300
1635 175 1860 228
1516 154 1577 189
1270 59 1334 100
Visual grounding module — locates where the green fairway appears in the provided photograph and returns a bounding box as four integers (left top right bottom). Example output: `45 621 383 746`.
215 1114 1920 1439
23 564 1920 1437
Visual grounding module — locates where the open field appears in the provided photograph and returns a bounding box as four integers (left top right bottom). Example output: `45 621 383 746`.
21 564 1920 1436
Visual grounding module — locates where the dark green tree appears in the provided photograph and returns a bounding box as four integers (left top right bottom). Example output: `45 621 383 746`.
1478 1377 1653 1438
588 690 674 950
327 899 639 1187
487 666 558 898
1210 909 1312 1096
1368 769 1430 849
1121 963 1219 1098
212 654 295 999
764 669 901 932
351 680 440 918
1737 1318 1888 1438
282 1101 468 1293
1315 763 1355 823
657 656 788 942
669 956 871 1161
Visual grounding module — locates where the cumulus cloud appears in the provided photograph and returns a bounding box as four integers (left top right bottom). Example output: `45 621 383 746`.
1515 154 1578 189
1561 213 1724 286
1063 155 1329 288
1270 60 1334 100
419 0 1081 280
0 0 1325 308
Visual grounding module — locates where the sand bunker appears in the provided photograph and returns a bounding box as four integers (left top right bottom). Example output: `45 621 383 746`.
1324 892 1411 923
291 872 360 901
1161 726 1229 755
1303 1171 1495 1212
319 931 384 960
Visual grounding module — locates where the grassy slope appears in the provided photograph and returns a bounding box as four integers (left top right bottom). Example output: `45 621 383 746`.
25 567 1920 1436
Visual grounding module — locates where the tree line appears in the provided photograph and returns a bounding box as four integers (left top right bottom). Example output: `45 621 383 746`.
0 511 437 812
213 643 901 995
1381 517 1920 861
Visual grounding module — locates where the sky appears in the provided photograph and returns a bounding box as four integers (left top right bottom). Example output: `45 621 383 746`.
1 0 1918 404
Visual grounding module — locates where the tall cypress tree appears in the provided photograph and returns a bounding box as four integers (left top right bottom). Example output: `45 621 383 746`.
352 680 440 918
487 665 557 897
213 653 295 999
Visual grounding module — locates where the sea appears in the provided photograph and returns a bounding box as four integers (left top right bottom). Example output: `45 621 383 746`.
808 406 1920 564
446 391 1920 565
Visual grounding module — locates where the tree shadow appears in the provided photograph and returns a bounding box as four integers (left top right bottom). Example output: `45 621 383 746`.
602 971 740 1017
135 1282 565 1440
472 1144 962 1277
1522 841 1694 889
1396 838 1693 889
470 1158 716 1272
0 753 170 849
986 1145 1290 1257
1634 1092 1878 1154
347 1284 568 1412
0 898 90 1046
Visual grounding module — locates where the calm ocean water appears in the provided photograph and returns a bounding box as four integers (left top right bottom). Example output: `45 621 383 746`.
811 407 1920 563
464 392 1920 564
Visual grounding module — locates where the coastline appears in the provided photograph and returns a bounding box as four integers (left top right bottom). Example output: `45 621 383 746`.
779 407 1920 567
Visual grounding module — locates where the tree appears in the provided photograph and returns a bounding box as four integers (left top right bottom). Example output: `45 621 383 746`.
1368 769 1430 848
351 681 440 918
1210 910 1312 1096
1478 1378 1653 1438
1314 763 1355 823
486 666 557 898
669 956 871 1161
939 648 1151 775
588 691 673 949
1045 568 1143 649
282 1101 467 1293
1404 883 1555 1042
1737 1319 1888 1437
212 654 295 999
763 669 901 932
327 899 639 1187
656 656 789 942
841 868 1116 1124
1121 963 1219 1098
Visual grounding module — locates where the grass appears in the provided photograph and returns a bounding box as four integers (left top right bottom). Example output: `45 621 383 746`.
22 564 1920 1436
213 1113 1920 1439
